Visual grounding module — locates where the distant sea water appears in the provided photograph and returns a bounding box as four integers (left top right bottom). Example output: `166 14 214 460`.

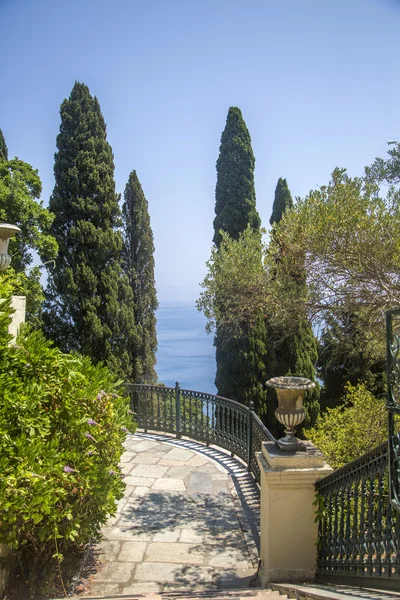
156 302 217 394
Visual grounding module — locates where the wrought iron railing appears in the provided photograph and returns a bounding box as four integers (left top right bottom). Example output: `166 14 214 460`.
126 382 275 483
315 442 400 590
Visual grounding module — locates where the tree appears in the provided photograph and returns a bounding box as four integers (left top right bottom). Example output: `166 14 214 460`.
266 178 320 431
314 142 400 410
0 158 57 272
0 137 58 322
0 129 8 161
44 82 136 378
122 171 158 383
211 107 266 414
200 144 400 348
317 312 386 411
270 178 293 225
213 107 261 248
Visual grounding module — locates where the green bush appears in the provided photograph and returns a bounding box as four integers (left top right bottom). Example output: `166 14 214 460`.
0 291 136 590
305 383 387 469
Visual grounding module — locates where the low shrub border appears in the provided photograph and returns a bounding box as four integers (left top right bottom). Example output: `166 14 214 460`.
0 292 136 594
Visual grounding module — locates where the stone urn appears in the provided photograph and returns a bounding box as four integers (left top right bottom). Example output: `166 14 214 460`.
266 376 316 451
0 224 21 271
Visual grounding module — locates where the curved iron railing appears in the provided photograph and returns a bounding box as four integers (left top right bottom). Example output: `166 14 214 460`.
315 442 400 590
126 382 275 483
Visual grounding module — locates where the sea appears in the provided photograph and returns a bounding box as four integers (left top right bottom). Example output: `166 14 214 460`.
156 302 217 394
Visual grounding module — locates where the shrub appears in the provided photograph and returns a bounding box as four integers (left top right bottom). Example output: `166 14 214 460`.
0 290 136 591
305 383 387 469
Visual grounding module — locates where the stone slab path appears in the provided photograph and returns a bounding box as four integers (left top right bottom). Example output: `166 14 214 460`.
79 432 260 598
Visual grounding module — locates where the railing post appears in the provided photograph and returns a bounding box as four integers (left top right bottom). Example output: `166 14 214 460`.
175 381 182 439
247 401 254 471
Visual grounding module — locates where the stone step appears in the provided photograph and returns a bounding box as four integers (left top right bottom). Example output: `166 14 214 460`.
271 583 400 600
78 589 286 600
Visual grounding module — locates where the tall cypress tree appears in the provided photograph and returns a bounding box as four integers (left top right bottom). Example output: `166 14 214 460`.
213 107 261 247
265 178 320 434
122 170 158 383
270 178 293 225
0 129 8 161
213 107 267 414
44 82 136 378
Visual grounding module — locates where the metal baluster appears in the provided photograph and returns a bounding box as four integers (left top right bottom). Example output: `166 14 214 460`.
144 388 149 433
163 388 167 431
169 388 173 433
189 393 192 436
247 404 253 472
375 468 385 575
175 382 181 439
352 480 360 576
367 474 375 574
211 398 215 444
359 476 367 574
200 394 204 438
157 387 161 429
344 483 352 572
338 486 345 569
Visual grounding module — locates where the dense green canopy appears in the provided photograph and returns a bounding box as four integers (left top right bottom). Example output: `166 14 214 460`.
270 178 293 225
44 82 136 378
212 107 266 414
213 107 261 247
122 170 158 383
0 129 8 161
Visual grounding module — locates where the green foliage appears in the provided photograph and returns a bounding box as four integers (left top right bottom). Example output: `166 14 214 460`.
198 227 267 337
318 313 386 411
211 108 265 411
201 143 400 389
266 178 319 432
199 227 268 412
270 178 293 225
215 312 268 415
0 267 46 327
265 164 400 338
305 383 387 469
213 107 261 248
0 278 136 591
44 82 136 378
122 171 158 383
0 128 8 161
0 147 58 325
0 158 58 272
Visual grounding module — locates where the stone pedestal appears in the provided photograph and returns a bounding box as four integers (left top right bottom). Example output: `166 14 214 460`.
9 295 26 342
256 440 332 586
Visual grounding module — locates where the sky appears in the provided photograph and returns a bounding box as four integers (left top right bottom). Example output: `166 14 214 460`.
0 0 400 303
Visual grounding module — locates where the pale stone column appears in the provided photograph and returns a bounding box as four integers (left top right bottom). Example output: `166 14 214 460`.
9 295 26 342
257 440 332 586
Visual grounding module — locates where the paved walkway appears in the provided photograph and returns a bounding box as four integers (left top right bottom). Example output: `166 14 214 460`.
80 432 260 597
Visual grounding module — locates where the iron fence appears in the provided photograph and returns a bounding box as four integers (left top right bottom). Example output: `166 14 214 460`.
315 442 400 590
126 382 275 483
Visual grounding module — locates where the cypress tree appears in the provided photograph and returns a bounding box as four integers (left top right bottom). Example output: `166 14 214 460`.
0 129 8 161
122 170 158 383
265 178 320 434
44 82 136 378
270 178 293 225
213 107 261 248
213 107 267 414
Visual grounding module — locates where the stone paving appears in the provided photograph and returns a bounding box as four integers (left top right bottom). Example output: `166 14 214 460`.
80 432 260 597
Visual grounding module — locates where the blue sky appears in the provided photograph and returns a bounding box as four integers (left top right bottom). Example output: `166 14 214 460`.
1 0 399 302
